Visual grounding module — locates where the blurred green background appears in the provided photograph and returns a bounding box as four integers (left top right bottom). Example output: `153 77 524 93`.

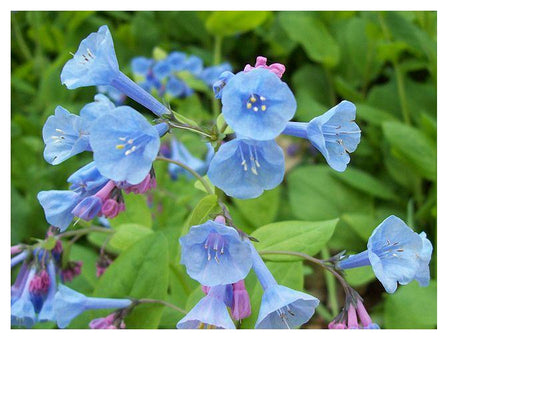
11 11 437 328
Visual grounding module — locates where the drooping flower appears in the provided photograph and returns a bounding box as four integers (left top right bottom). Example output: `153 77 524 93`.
207 138 284 199
230 280 251 320
89 106 168 184
176 285 235 329
11 253 58 327
61 25 170 116
328 290 380 330
53 285 132 329
282 101 361 172
243 56 285 78
251 249 319 329
121 169 157 194
89 312 125 329
221 68 296 141
168 138 214 180
42 95 115 165
72 180 118 220
38 190 83 232
11 250 28 268
59 261 83 283
179 216 253 287
339 215 432 294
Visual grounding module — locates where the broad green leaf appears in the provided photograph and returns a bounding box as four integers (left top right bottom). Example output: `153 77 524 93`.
233 187 280 229
252 219 338 261
64 244 99 294
344 266 376 287
240 260 304 329
342 212 378 241
109 223 153 251
383 280 437 329
287 165 373 221
356 103 400 126
279 12 340 67
109 194 152 229
205 11 271 37
181 194 220 237
382 121 436 181
77 232 170 329
332 168 399 201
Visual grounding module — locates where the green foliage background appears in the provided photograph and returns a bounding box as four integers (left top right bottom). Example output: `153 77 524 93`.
11 11 437 329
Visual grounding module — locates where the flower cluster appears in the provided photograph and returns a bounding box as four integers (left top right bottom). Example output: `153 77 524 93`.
11 25 434 330
38 25 171 231
207 56 361 199
132 51 232 99
178 215 319 329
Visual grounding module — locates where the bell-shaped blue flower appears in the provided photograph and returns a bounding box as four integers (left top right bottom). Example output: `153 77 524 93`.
37 190 82 232
179 218 253 287
42 95 116 165
11 268 37 328
183 55 203 75
339 215 431 293
176 285 235 329
89 106 167 184
53 285 132 329
168 138 214 180
62 25 169 116
251 249 319 329
67 161 109 193
131 56 154 78
282 101 361 172
61 25 119 89
221 68 296 141
207 138 285 199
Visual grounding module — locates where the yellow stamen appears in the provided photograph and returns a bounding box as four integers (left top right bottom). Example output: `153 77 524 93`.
246 102 252 109
261 105 266 111
116 144 125 150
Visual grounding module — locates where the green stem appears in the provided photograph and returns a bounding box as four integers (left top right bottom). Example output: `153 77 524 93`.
155 156 214 195
322 248 339 315
56 226 114 239
212 35 223 118
138 298 186 314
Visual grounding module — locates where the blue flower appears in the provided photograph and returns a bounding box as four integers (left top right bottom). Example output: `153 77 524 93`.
251 249 319 329
179 218 253 287
207 138 285 199
62 25 169 116
38 162 109 231
166 76 193 98
11 268 37 328
176 285 235 329
97 85 126 104
131 56 154 77
199 62 232 87
221 68 297 141
213 71 234 99
339 215 431 293
42 95 116 165
182 55 203 76
282 101 361 172
11 250 28 268
37 190 82 232
53 285 132 329
89 106 167 184
61 25 119 89
166 51 187 70
168 138 214 180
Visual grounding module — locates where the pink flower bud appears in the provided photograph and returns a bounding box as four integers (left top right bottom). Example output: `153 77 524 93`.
231 280 251 320
244 56 286 78
101 198 120 218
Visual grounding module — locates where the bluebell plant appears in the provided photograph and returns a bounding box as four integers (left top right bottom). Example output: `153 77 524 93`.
11 25 435 329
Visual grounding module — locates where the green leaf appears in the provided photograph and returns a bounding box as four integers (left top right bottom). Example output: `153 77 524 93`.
287 165 373 221
193 176 215 194
332 168 399 201
109 194 152 229
342 212 378 241
240 260 304 329
233 187 280 229
344 266 376 287
383 280 437 329
109 223 153 251
279 12 340 67
205 11 271 37
90 232 170 329
252 219 338 261
382 121 436 181
181 194 220 236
